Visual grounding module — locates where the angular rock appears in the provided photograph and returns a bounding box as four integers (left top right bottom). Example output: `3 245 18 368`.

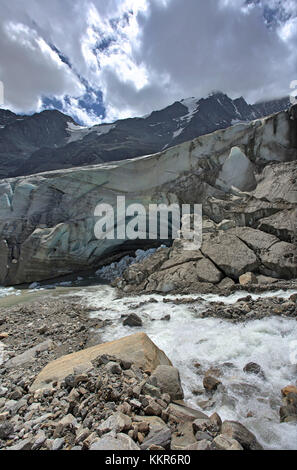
221 421 263 450
213 434 243 450
239 272 258 286
201 232 259 280
97 412 132 435
123 314 143 327
90 433 140 450
203 375 221 392
150 365 184 400
30 333 172 391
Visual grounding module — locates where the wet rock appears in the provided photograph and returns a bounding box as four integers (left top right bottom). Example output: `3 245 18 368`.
243 362 265 379
221 421 263 450
203 375 221 392
123 314 143 327
281 385 297 397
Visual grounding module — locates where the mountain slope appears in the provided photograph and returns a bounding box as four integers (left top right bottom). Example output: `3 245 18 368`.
0 93 290 179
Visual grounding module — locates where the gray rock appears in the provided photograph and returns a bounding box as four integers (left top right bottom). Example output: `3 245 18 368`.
90 433 140 450
8 438 33 451
0 421 14 439
123 314 143 327
97 412 132 435
221 421 263 450
52 438 65 451
150 365 184 400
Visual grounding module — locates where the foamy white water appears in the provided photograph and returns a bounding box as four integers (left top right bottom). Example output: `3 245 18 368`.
0 286 21 298
74 285 297 450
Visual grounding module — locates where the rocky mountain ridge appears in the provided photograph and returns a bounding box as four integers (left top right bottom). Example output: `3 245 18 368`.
0 93 290 179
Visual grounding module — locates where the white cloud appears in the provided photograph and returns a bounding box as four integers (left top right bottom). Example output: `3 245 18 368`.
0 0 296 123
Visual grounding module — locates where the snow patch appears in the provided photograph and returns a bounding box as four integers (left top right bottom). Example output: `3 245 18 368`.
66 122 115 143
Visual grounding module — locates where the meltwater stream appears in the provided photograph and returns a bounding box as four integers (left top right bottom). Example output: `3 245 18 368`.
0 282 296 449
76 285 297 450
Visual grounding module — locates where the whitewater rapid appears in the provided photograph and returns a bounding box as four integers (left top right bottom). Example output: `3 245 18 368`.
77 285 297 450
1 281 296 449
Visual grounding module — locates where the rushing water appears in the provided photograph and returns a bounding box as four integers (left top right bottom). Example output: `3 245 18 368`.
1 282 297 449
77 285 297 450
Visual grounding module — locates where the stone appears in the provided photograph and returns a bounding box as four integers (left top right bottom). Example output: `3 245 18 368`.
171 422 196 450
90 433 140 450
7 438 33 451
281 385 297 397
97 412 132 435
203 375 221 392
218 277 235 290
213 434 243 450
209 413 222 430
123 314 143 327
243 362 265 379
167 403 207 423
201 232 259 280
185 440 212 450
239 272 258 286
105 361 122 375
5 340 54 368
141 423 172 450
30 333 172 391
150 365 184 400
221 421 263 450
0 421 14 439
52 438 65 451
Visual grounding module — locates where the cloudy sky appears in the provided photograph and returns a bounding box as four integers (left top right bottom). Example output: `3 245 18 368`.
0 0 296 125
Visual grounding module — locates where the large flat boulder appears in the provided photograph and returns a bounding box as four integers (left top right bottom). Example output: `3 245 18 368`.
201 232 259 280
30 333 172 391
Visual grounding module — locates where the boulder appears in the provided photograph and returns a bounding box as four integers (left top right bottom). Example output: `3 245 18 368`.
201 232 259 280
122 314 143 327
150 365 184 400
257 209 297 243
171 422 196 450
260 241 297 279
140 421 172 450
221 421 263 450
167 403 208 423
30 333 172 391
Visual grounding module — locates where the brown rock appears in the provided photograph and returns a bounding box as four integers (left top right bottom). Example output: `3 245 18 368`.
30 333 172 391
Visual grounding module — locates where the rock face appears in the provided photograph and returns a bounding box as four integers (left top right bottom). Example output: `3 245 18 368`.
0 94 289 179
30 333 172 391
0 107 296 286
